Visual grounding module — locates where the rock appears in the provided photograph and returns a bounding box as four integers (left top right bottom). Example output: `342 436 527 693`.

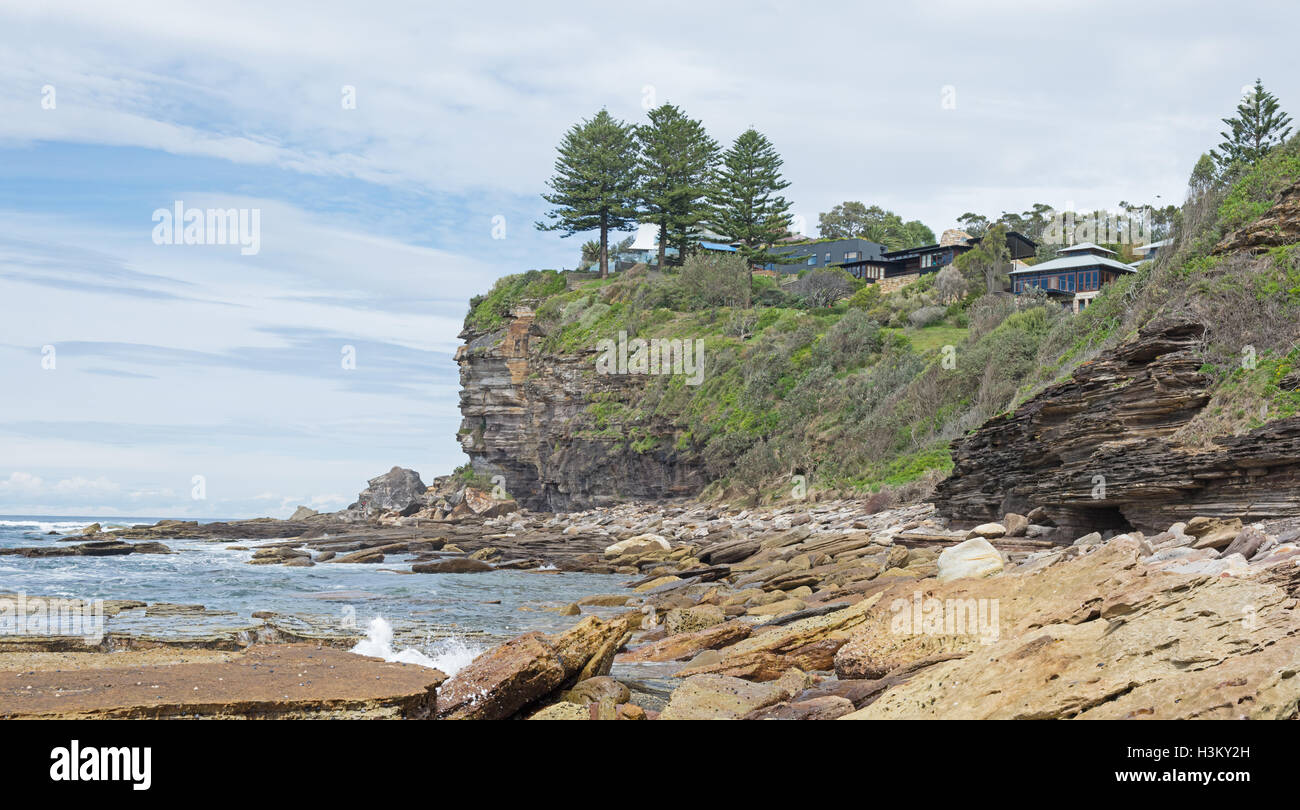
332 548 385 564
561 676 630 706
603 534 670 558
357 466 427 515
81 523 101 535
967 522 1006 539
289 506 318 521
617 620 753 663
933 317 1300 535
1001 514 1029 537
436 613 638 720
699 538 761 565
633 575 681 593
411 558 494 574
616 703 647 720
1215 180 1300 254
675 597 880 681
659 674 794 720
664 605 725 635
576 593 633 607
528 702 590 720
744 695 855 720
1072 532 1102 547
1221 526 1267 559
840 535 1300 719
746 598 807 617
1165 553 1250 577
469 547 502 561
936 538 1003 582
1186 517 1243 550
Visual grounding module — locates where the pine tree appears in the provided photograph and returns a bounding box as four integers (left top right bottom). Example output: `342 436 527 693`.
1212 79 1293 173
537 110 639 278
635 104 719 270
706 129 795 306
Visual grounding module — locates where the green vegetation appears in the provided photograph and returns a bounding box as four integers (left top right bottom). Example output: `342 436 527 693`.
816 201 934 248
506 81 1300 504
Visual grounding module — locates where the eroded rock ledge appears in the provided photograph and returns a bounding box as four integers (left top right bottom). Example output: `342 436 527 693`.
935 317 1300 535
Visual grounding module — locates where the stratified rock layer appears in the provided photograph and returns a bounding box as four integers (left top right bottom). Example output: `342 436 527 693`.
456 306 706 511
935 317 1300 535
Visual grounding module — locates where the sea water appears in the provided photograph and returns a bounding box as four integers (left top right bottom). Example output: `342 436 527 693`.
0 514 629 675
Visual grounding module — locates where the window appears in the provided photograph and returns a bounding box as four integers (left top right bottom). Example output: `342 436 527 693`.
806 255 816 266
844 251 860 261
825 252 832 263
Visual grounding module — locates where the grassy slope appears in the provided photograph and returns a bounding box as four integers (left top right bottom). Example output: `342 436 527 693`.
464 137 1300 501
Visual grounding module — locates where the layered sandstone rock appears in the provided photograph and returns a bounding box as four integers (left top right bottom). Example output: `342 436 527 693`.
935 317 1300 535
456 306 707 511
435 612 639 720
1215 180 1300 254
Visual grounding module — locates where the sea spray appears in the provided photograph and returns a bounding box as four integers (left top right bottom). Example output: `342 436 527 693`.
350 616 484 675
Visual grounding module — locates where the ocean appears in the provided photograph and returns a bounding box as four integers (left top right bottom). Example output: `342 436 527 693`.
0 514 630 674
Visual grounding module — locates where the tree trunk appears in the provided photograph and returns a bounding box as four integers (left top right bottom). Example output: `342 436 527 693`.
599 216 609 279
657 223 667 271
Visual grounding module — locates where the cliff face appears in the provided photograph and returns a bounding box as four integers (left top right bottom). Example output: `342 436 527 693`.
456 305 708 512
935 317 1300 535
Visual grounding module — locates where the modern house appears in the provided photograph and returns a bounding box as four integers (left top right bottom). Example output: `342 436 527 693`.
837 229 1037 291
761 238 888 272
1009 242 1136 312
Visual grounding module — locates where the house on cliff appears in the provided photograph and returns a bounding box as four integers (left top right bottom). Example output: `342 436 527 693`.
831 229 1038 292
1010 242 1137 312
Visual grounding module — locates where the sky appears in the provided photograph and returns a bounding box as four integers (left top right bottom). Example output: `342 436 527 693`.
0 0 1295 517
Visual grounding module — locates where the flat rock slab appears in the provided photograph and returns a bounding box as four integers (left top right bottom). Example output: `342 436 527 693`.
0 644 446 719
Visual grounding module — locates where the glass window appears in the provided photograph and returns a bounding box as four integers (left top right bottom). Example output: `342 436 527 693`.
807 255 816 266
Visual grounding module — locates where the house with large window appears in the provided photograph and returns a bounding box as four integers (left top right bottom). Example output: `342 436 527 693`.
836 229 1037 290
1009 242 1136 312
761 237 888 272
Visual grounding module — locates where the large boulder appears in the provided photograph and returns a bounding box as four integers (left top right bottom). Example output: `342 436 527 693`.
357 467 427 514
937 538 1003 582
411 558 493 574
436 613 638 720
604 534 671 558
663 604 725 635
660 670 810 720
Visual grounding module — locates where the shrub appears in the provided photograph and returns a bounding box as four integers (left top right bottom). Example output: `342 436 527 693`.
907 305 947 328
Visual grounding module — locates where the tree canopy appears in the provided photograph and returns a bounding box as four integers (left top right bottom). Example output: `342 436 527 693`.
536 109 640 278
1213 79 1293 173
817 201 934 249
635 104 719 269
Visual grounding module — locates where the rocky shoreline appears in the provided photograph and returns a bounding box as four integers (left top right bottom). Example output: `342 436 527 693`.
3 473 1297 719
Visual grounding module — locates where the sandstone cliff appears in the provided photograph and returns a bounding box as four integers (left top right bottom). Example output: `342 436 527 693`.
935 316 1300 535
456 305 707 511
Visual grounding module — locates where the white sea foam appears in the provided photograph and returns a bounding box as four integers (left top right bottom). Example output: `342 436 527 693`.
0 520 89 534
350 616 484 675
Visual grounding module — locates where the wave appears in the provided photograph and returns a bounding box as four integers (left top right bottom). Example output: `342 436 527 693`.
350 616 484 675
0 520 91 534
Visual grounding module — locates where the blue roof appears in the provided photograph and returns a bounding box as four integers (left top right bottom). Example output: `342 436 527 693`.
699 241 736 252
